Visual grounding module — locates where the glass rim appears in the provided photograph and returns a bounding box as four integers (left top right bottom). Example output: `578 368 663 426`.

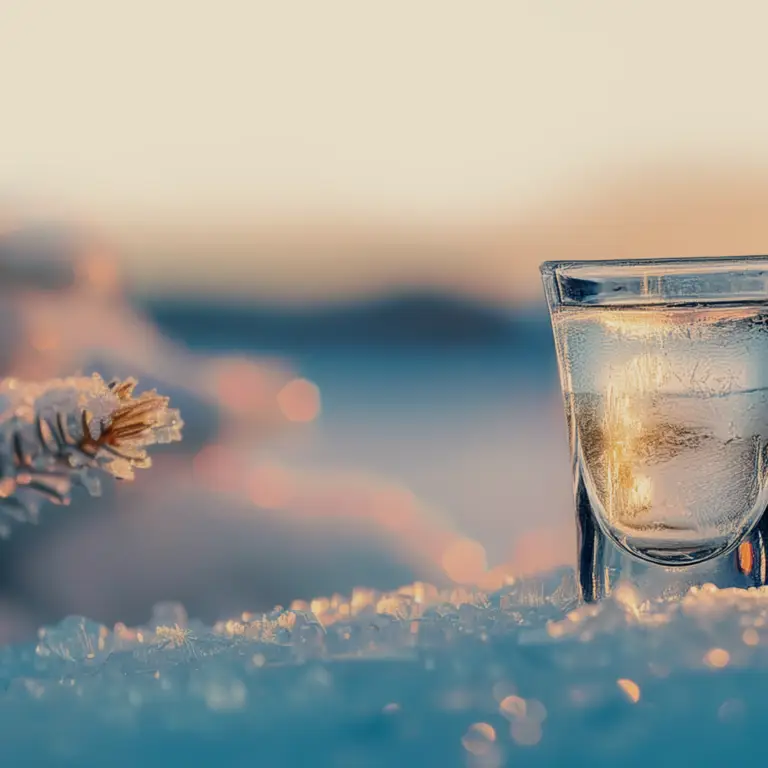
540 254 768 274
540 255 768 307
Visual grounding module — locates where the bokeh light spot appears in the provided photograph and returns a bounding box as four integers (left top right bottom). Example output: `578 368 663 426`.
704 648 730 668
277 378 321 423
499 695 526 720
510 718 542 746
616 678 640 703
441 539 487 585
461 722 496 755
743 628 760 646
718 698 746 723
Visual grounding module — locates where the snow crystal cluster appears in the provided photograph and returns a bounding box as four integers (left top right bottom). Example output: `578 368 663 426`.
1 568 767 766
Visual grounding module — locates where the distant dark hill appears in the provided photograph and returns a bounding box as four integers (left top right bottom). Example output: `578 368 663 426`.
138 292 551 353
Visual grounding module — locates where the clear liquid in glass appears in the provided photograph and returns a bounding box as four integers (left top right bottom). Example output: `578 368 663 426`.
553 304 768 565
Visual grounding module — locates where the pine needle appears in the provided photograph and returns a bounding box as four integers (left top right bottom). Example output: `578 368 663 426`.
0 373 183 535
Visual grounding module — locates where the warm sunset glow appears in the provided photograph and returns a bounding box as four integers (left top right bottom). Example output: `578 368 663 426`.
369 486 418 534
192 443 243 492
277 378 321 423
441 539 487 585
600 312 681 340
78 248 120 294
506 524 575 578
247 463 294 511
214 359 270 414
601 307 760 337
29 329 60 353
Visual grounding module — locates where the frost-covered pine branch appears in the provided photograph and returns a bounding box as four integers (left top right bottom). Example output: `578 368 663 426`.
0 373 183 535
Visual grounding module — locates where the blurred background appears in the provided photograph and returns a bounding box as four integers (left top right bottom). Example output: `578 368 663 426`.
1 1 768 640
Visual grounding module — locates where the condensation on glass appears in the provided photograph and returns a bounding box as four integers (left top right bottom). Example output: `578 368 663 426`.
542 256 768 602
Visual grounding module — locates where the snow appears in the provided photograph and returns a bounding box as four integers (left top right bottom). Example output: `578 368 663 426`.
1 567 766 766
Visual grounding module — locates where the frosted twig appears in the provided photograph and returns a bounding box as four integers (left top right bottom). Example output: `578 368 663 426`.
0 373 183 535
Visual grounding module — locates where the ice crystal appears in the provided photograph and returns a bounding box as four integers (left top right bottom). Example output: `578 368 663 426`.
0 373 182 532
5 569 768 765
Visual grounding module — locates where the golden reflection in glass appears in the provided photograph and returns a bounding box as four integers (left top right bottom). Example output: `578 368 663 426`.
599 311 676 341
600 349 667 526
738 541 755 575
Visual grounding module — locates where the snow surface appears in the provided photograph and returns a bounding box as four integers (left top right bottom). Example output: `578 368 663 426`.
1 568 766 766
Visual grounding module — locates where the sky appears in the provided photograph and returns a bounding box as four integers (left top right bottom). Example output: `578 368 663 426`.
2 2 768 299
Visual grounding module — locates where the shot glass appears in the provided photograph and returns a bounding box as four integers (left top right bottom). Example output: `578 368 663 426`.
541 256 768 602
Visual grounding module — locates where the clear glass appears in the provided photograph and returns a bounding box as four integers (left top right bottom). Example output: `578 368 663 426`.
541 256 768 602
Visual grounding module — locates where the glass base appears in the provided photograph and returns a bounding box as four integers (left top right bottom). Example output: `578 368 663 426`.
575 469 768 602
